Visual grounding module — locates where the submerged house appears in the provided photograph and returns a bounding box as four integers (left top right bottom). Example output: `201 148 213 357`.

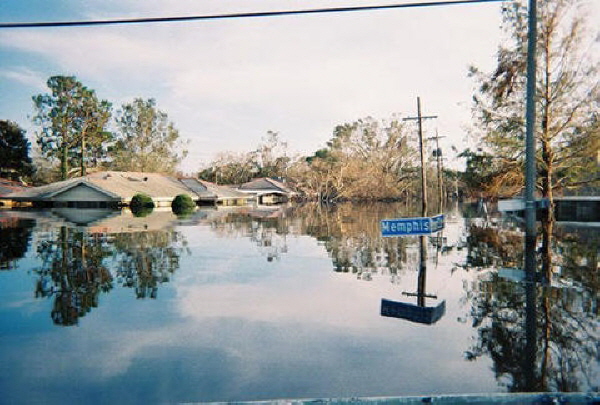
498 196 600 223
236 177 295 204
5 171 249 208
555 196 600 222
180 178 250 206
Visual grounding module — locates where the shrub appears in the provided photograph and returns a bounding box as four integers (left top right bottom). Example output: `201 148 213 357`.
172 194 196 217
130 193 155 217
130 193 155 209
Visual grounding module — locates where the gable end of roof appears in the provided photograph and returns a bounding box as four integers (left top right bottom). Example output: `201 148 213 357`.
46 180 122 200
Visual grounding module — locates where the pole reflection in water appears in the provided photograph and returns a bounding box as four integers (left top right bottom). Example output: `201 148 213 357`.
463 213 599 393
381 235 445 325
524 274 537 392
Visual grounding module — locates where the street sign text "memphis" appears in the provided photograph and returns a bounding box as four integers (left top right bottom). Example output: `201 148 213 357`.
381 214 444 237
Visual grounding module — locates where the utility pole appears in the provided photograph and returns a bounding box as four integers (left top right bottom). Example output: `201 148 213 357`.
80 132 86 177
436 132 444 212
428 130 446 213
403 97 437 217
524 0 537 281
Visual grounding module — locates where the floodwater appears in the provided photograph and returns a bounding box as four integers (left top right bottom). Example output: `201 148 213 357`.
0 202 597 404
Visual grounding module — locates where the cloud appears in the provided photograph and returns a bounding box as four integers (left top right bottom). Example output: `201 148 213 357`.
0 66 47 90
0 29 171 79
0 0 505 172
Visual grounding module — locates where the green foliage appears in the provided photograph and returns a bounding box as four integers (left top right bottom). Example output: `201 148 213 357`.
31 77 191 178
32 76 112 180
305 148 334 164
172 194 195 209
0 120 34 180
130 193 155 217
171 194 196 217
112 98 188 174
131 193 155 208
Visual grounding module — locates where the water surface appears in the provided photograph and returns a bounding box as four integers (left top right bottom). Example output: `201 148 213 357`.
0 202 597 403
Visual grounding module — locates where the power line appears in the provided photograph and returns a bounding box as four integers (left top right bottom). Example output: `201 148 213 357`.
0 0 502 29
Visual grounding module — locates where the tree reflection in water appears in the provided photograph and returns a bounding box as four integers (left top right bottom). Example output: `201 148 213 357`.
295 203 597 390
296 202 414 281
0 217 35 270
33 227 114 326
462 215 598 392
205 202 420 276
206 206 293 262
32 224 187 325
112 230 188 299
200 202 419 279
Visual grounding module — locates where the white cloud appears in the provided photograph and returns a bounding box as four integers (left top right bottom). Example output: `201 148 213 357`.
1 0 506 172
0 66 47 90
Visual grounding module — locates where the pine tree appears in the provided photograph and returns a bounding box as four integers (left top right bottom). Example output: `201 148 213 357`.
33 76 112 180
0 120 33 180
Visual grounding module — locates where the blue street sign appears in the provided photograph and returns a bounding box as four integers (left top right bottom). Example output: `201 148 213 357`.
381 214 444 237
430 214 444 233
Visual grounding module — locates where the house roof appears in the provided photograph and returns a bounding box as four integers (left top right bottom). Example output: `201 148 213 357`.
86 172 196 201
195 179 249 200
48 180 122 200
6 172 194 202
0 178 29 197
4 177 112 201
5 172 249 203
179 178 216 200
238 177 293 194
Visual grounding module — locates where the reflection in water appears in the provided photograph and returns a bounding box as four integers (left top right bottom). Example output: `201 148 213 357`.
198 203 429 277
34 227 114 326
205 206 292 262
0 216 34 270
112 230 188 299
29 211 188 325
0 203 597 396
296 203 413 280
381 236 446 325
462 215 598 392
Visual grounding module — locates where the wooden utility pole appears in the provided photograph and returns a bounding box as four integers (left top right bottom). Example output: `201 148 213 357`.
80 131 86 177
428 130 446 212
403 97 437 217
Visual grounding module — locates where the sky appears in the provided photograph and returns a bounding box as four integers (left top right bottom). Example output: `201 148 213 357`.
0 0 596 174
